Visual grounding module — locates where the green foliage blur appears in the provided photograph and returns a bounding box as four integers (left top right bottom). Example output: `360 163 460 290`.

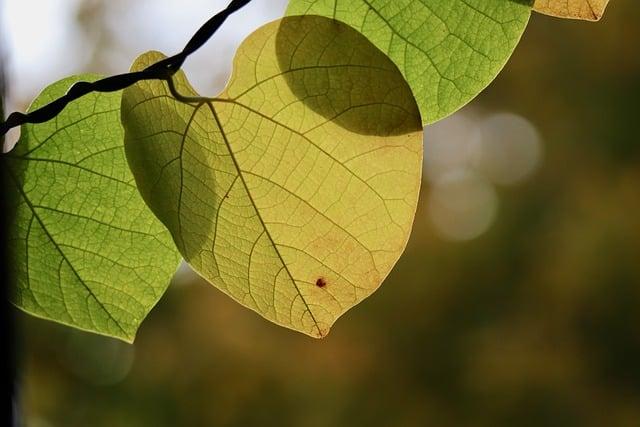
15 2 640 426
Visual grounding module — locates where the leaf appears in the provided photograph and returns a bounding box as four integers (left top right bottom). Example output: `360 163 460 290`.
286 0 532 124
5 76 181 342
121 16 423 338
533 0 609 21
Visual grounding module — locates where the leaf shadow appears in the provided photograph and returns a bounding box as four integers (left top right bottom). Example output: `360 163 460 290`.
122 56 216 264
275 15 422 137
511 0 534 6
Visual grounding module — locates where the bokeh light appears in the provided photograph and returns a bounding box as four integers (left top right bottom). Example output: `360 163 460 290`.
472 112 543 186
423 110 481 183
2 0 88 108
427 169 499 241
424 109 543 240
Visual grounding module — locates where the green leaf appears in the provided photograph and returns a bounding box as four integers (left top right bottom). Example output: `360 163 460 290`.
121 16 423 338
286 0 532 124
5 76 181 342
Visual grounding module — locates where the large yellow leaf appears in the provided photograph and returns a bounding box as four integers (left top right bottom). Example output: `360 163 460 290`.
533 0 610 21
121 16 423 337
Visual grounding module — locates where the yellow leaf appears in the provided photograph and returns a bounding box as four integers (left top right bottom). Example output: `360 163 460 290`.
121 16 423 338
533 0 610 21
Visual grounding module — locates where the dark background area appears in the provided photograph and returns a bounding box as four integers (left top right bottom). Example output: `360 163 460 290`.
5 1 640 426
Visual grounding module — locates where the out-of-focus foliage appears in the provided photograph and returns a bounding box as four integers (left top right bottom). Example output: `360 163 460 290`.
15 1 640 427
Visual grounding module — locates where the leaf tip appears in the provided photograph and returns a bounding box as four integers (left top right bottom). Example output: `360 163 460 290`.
312 326 331 339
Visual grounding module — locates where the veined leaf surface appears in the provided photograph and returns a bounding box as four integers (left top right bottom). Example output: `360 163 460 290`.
121 16 423 337
5 76 181 342
533 0 609 21
287 0 532 124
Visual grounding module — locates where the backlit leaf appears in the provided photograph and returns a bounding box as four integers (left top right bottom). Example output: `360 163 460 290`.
121 16 423 337
533 0 609 21
5 76 181 342
286 0 532 124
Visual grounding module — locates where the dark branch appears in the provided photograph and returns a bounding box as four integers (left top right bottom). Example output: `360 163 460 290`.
0 0 253 138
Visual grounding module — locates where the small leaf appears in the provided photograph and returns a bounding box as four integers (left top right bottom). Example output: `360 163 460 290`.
533 0 609 21
286 0 532 124
121 16 423 338
5 76 181 342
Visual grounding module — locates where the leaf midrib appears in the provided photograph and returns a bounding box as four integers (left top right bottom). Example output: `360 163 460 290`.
206 102 324 337
7 167 129 337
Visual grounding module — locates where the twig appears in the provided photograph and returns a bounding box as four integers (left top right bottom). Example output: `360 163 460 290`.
0 0 253 138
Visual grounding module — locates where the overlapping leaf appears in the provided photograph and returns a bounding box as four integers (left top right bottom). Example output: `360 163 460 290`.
121 16 423 337
5 76 180 342
533 0 609 21
286 0 532 124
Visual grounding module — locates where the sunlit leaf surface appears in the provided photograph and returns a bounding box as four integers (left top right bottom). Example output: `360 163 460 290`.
122 16 423 337
6 76 181 342
533 0 609 21
286 0 532 124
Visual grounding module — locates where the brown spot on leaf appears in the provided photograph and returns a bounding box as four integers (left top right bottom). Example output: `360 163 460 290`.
315 277 327 288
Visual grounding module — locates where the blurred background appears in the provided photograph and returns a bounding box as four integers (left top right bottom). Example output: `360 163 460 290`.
3 0 640 426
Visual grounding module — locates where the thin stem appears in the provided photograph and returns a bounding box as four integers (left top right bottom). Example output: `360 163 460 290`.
0 0 254 138
165 76 215 104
